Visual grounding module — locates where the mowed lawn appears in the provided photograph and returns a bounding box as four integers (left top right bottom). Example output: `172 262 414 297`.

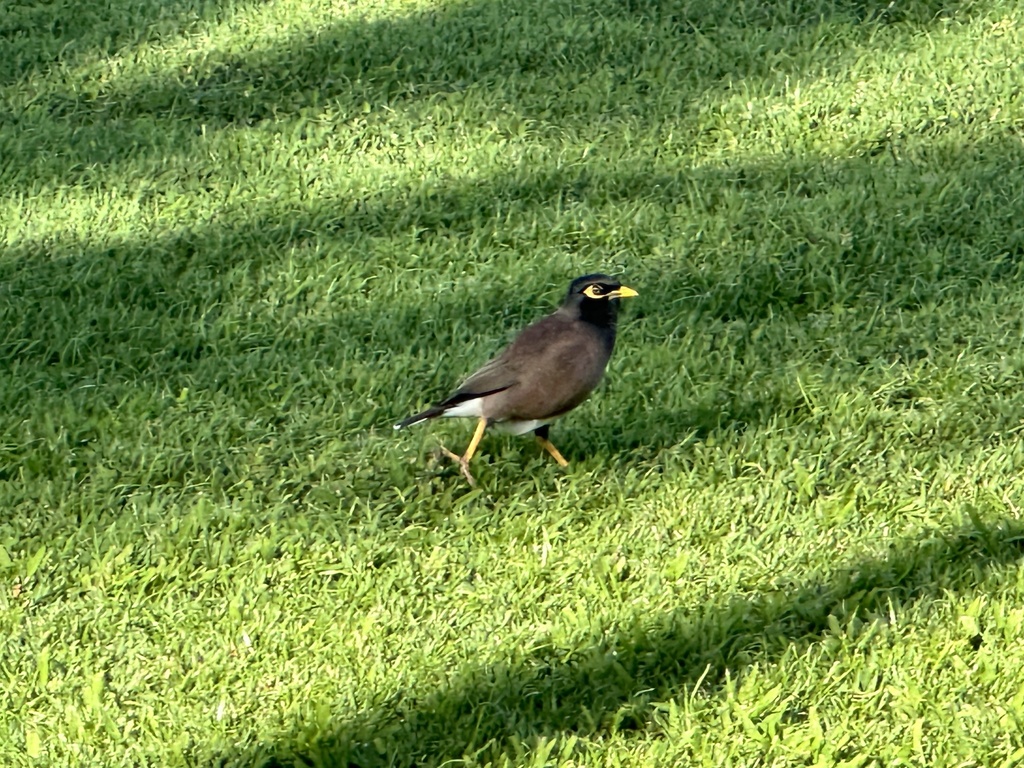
3 0 1024 765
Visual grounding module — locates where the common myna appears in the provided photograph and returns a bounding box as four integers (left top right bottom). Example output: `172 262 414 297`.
394 274 638 485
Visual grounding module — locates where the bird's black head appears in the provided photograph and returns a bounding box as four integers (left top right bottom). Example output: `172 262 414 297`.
562 274 639 328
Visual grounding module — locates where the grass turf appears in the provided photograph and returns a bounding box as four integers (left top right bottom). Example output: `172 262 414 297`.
3 0 1024 765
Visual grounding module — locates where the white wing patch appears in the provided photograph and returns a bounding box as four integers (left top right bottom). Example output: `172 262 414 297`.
442 399 485 418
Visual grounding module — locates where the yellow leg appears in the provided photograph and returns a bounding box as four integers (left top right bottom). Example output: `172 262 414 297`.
536 436 569 468
463 417 487 463
440 417 487 485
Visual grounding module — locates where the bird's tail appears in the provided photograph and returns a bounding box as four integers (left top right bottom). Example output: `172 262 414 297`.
393 406 446 430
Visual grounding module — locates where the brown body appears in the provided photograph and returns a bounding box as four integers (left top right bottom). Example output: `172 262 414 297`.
461 312 613 425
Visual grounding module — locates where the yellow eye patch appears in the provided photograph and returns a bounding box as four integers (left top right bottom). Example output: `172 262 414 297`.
582 284 606 298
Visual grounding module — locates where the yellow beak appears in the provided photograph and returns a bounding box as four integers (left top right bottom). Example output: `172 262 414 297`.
608 285 639 299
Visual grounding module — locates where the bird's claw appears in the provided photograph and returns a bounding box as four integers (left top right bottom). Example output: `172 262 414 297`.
438 445 476 486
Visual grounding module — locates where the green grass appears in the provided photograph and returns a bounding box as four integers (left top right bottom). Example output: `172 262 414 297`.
3 0 1024 765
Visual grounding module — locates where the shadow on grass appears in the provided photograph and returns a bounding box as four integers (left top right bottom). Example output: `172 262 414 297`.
4 0 1018 404
5 131 1024 352
1 0 976 87
2 0 1022 496
199 517 1024 767
0 0 259 86
3 134 1023 456
3 0 993 191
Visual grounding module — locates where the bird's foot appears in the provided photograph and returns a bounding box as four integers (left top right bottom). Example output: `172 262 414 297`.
438 445 476 486
536 436 570 468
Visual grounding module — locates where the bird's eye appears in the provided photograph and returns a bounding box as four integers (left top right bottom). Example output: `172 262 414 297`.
584 285 604 298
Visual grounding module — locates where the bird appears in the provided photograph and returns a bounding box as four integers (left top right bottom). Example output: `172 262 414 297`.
393 273 638 485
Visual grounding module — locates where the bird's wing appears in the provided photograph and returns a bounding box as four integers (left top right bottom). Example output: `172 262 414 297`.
441 314 587 407
437 314 567 405
438 356 518 408
496 314 610 418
